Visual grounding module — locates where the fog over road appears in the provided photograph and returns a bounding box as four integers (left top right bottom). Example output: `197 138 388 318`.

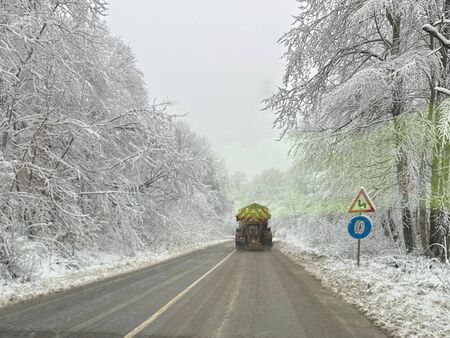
0 242 386 338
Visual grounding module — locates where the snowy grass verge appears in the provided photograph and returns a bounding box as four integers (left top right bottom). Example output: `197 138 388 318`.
276 239 450 338
0 238 231 309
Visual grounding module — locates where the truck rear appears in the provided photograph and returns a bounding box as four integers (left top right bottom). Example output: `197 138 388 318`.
235 203 273 251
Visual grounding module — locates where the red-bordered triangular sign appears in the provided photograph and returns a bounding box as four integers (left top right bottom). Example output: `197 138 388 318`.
348 187 376 213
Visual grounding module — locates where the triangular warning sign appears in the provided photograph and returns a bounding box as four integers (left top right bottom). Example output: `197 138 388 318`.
348 187 376 213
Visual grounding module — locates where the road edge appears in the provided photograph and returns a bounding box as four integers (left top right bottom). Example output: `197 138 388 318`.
0 239 233 310
275 241 396 338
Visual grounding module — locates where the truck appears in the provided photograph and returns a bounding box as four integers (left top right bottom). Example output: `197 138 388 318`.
235 203 273 251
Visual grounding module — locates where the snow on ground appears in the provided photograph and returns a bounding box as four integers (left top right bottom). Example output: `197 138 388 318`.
277 239 450 338
0 239 231 309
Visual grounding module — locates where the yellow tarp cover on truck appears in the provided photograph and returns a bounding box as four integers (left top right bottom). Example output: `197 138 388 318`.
236 203 271 223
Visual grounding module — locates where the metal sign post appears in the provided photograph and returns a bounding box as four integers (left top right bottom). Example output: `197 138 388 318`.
357 212 362 267
357 239 361 267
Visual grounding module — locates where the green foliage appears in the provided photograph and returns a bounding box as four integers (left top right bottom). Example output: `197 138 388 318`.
229 111 436 219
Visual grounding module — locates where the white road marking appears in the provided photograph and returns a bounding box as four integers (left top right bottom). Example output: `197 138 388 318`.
123 250 236 338
62 267 195 336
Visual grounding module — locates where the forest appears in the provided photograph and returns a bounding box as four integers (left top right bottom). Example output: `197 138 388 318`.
250 0 450 261
0 0 231 280
2 0 450 284
1 1 449 336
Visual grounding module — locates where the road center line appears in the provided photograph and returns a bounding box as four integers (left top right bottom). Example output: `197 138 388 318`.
62 265 196 337
123 249 235 338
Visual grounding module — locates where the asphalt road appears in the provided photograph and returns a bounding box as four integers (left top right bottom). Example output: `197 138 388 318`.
0 241 387 338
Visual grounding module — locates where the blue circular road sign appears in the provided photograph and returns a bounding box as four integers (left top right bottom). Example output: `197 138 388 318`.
348 215 372 239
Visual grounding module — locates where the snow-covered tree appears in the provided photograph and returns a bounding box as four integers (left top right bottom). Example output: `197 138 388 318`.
0 0 231 279
266 0 449 257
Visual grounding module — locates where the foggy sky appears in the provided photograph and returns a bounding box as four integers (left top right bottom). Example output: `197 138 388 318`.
106 0 298 177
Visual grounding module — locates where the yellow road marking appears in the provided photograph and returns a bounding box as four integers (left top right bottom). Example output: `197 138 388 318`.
123 250 235 338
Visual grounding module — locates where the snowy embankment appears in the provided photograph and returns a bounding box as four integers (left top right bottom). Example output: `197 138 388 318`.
277 238 450 338
0 239 231 309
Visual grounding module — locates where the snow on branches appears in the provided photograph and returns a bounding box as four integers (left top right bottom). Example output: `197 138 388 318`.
267 0 450 258
0 0 231 279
